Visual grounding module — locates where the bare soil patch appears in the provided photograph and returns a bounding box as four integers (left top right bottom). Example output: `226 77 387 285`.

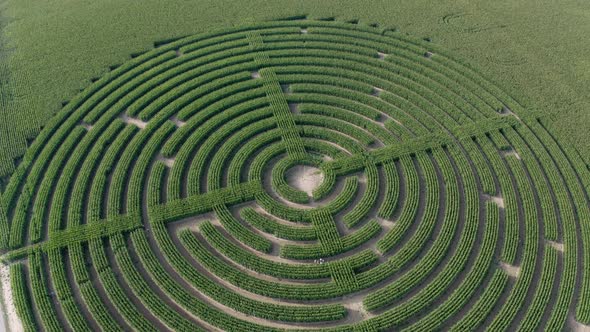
286 165 324 196
170 115 185 127
499 262 520 278
156 154 175 168
483 194 505 208
120 114 147 129
501 149 521 160
0 264 24 332
371 87 383 97
79 121 93 131
546 240 564 252
570 314 590 332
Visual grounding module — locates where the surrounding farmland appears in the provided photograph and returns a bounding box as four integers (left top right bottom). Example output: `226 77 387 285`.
0 18 589 331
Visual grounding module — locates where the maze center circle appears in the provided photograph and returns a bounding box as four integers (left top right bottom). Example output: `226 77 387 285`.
2 18 590 332
285 164 324 195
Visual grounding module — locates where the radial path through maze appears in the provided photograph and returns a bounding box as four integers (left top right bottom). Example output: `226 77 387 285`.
1 18 590 332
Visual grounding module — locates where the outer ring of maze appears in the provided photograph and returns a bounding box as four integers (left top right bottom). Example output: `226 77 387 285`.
1 18 590 332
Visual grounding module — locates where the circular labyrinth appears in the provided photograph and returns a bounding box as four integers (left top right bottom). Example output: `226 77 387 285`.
1 18 590 332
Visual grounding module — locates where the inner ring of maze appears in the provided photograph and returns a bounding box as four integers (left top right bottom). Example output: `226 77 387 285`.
2 18 590 331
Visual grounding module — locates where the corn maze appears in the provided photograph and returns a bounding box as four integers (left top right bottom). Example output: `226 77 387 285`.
1 18 589 331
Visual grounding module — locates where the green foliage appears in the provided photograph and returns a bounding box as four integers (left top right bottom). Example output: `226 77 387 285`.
3 215 141 262
1 18 588 332
149 181 262 223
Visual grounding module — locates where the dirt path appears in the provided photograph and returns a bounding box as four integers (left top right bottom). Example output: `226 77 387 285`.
0 264 23 332
546 240 564 252
501 148 521 160
483 194 505 208
120 114 148 129
569 315 590 332
169 115 185 127
79 121 93 131
499 262 521 278
156 154 175 168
